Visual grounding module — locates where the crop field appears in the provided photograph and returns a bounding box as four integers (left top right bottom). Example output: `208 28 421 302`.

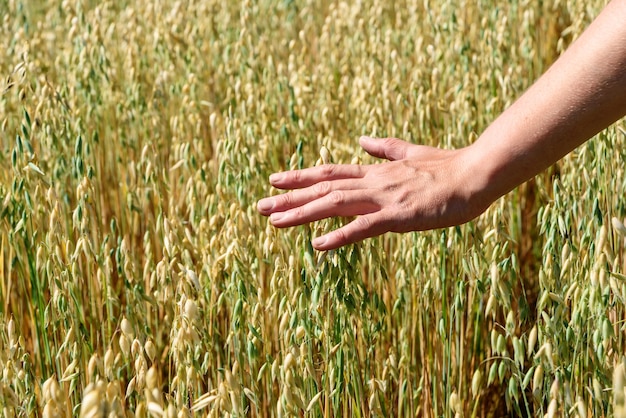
1 0 626 416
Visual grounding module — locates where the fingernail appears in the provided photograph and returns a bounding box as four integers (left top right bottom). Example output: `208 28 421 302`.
312 236 327 247
270 212 285 222
269 173 283 183
257 198 274 212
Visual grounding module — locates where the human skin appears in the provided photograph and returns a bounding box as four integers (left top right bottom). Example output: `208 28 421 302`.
257 0 626 251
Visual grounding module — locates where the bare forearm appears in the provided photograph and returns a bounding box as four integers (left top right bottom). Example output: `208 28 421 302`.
469 0 626 202
258 0 626 251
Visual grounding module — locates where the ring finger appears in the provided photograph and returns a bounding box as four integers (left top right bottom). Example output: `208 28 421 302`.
258 179 366 215
269 189 379 227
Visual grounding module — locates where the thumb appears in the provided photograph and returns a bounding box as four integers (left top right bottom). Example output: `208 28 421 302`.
359 136 413 161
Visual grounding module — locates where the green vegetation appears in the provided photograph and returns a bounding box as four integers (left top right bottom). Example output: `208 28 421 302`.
0 0 625 416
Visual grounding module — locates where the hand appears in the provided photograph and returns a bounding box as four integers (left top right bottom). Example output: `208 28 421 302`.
257 137 491 251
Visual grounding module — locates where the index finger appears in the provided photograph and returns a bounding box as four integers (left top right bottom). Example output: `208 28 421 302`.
270 164 365 189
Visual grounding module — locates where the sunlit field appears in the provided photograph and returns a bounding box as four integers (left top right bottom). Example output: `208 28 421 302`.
1 0 625 416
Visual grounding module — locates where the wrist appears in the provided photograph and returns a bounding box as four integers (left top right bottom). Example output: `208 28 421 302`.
457 138 513 217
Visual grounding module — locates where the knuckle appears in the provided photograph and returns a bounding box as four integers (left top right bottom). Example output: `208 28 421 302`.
313 181 331 197
381 137 397 148
277 192 293 207
354 215 372 230
333 227 348 244
381 137 406 160
327 190 345 206
320 164 336 177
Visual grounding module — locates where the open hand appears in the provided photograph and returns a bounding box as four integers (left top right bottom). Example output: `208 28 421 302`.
257 137 490 251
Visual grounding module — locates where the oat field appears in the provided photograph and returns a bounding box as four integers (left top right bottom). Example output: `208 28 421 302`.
1 0 626 416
